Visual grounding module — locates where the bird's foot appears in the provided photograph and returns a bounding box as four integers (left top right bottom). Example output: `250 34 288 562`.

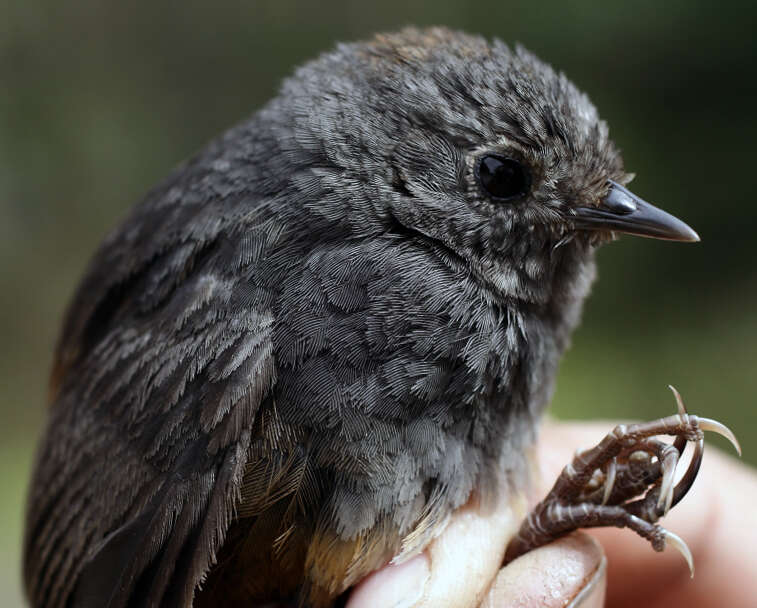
504 386 740 575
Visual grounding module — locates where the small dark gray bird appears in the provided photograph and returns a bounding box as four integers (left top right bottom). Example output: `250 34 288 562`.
25 27 733 608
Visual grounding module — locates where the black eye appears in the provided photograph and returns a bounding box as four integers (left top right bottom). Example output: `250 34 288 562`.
477 155 530 201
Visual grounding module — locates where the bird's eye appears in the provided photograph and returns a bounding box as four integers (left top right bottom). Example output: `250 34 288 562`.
476 155 530 201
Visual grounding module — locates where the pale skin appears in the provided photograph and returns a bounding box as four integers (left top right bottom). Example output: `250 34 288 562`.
346 420 757 608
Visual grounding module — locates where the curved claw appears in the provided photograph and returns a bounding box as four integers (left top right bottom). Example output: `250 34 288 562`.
668 386 689 455
602 458 617 505
657 453 676 515
671 438 703 509
697 417 742 457
664 529 695 578
668 385 687 416
667 386 741 456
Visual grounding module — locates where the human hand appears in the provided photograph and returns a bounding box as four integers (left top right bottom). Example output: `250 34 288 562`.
346 420 755 607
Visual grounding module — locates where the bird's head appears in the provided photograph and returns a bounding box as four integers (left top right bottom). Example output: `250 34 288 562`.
268 27 697 305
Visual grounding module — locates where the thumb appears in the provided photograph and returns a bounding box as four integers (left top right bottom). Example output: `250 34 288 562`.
346 479 605 607
482 533 606 608
346 488 524 608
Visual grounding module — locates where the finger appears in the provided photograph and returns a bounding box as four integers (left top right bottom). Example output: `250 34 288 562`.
482 532 606 608
345 552 430 608
347 485 528 608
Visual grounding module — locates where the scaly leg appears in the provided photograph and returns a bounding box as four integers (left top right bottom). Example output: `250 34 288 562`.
504 387 740 574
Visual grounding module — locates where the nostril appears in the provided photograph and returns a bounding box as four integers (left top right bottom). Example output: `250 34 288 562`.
603 182 636 215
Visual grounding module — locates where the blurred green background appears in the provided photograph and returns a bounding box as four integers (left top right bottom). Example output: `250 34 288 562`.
2 1 755 605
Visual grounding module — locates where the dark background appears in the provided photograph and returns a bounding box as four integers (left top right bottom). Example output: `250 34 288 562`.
2 1 756 604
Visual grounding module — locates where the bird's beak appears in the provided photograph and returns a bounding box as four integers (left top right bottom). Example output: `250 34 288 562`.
572 181 700 242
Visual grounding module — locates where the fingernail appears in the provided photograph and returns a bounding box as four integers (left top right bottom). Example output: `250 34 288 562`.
346 552 430 608
567 555 606 608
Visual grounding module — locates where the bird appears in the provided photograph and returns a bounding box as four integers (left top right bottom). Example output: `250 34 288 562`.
24 26 727 608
